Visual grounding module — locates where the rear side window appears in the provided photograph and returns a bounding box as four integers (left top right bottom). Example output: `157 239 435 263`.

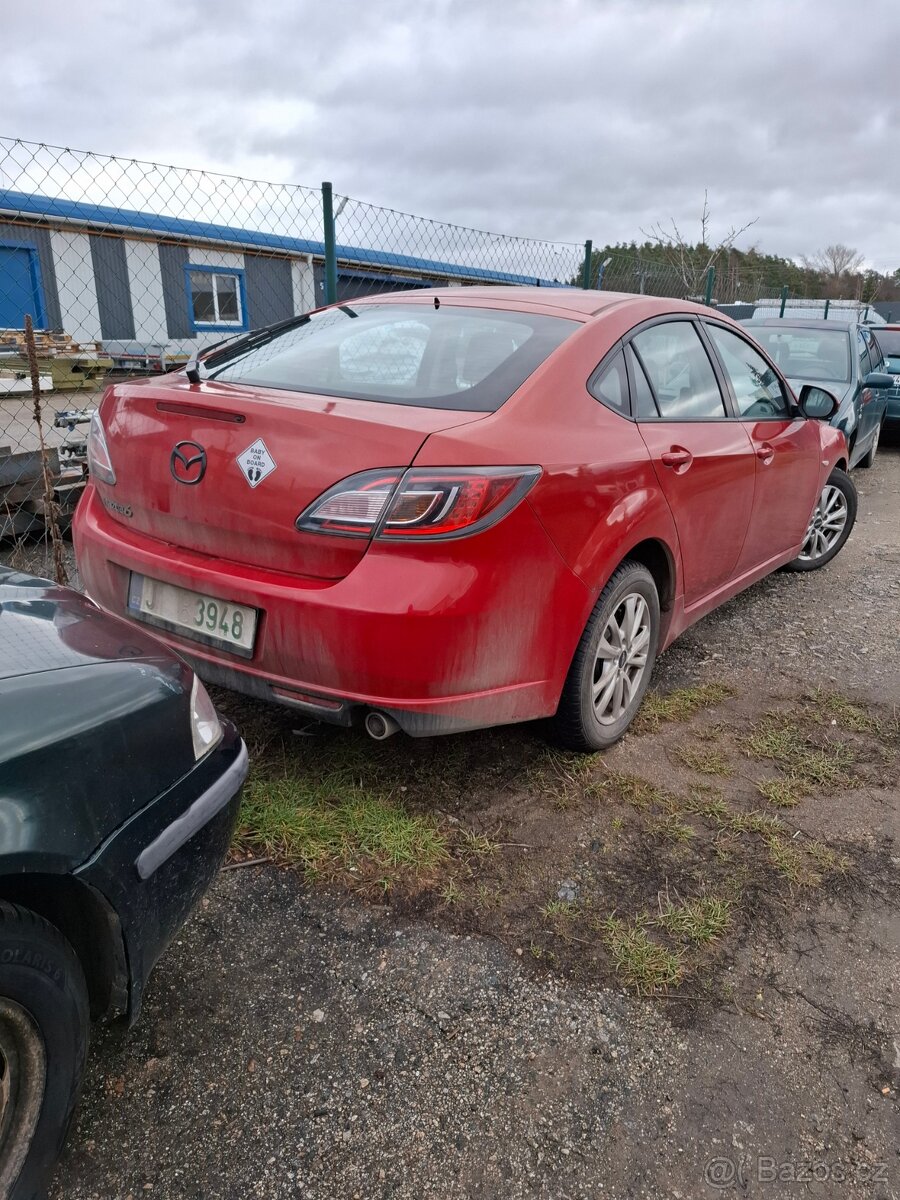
209 304 579 412
588 349 629 415
631 321 727 419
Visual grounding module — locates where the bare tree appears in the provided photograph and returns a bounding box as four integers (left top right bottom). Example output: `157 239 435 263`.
802 244 864 278
641 190 757 298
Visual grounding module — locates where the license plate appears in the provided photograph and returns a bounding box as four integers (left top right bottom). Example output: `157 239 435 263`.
127 574 258 658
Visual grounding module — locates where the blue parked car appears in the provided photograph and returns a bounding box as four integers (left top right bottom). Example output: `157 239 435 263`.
870 325 900 435
743 320 892 467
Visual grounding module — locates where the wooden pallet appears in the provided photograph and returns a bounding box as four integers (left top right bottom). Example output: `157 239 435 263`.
0 329 105 356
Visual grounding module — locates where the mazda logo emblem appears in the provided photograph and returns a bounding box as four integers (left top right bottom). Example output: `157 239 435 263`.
170 441 207 485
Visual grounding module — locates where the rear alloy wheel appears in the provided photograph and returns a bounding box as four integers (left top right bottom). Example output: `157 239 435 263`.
785 467 857 572
552 560 660 751
859 421 881 468
0 904 89 1200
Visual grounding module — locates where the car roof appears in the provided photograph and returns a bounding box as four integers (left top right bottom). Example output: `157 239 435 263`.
350 285 717 321
743 318 858 332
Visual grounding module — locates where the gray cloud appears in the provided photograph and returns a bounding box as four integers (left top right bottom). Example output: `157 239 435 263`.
5 0 900 268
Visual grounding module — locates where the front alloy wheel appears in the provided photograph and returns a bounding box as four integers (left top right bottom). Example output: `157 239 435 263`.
786 467 857 572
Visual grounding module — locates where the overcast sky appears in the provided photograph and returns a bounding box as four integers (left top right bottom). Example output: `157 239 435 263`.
6 0 900 270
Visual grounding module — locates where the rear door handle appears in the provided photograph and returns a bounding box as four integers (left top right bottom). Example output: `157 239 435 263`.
660 447 693 470
755 442 775 465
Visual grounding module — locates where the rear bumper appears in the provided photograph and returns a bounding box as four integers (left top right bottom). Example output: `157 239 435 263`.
74 484 590 734
75 725 247 1020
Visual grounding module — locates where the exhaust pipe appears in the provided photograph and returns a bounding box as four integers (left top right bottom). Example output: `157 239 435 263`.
364 711 400 740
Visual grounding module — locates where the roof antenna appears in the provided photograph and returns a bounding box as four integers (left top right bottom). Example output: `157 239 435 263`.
433 296 440 310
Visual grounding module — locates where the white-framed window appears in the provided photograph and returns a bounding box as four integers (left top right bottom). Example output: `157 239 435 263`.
186 267 246 330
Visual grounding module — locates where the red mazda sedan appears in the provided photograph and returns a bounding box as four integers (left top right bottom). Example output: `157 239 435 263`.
74 289 855 750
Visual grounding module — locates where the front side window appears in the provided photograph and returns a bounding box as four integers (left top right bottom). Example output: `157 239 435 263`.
706 325 790 419
188 268 245 329
631 321 726 420
862 329 883 373
210 303 578 411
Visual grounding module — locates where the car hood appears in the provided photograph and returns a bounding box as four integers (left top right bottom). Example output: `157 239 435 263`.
0 568 175 681
0 570 200 862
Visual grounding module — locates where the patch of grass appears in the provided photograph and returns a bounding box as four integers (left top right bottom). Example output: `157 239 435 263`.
765 835 809 884
744 712 855 789
655 896 733 945
540 898 577 920
756 777 807 808
805 840 852 876
611 816 624 831
683 787 730 822
807 689 879 735
675 745 734 777
635 683 734 732
648 813 695 843
601 916 685 993
440 878 462 905
237 771 449 883
532 749 604 810
474 882 502 910
458 829 499 858
728 810 787 837
607 773 666 810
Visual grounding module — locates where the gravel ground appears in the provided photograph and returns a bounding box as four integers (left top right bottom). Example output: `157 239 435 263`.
31 446 900 1199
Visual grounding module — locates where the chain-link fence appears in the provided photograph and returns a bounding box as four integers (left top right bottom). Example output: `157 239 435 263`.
0 136 588 548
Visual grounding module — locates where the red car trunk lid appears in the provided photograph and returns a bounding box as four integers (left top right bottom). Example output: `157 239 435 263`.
100 377 486 579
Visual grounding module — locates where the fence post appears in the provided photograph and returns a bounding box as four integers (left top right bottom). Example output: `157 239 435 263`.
704 266 715 306
779 285 788 318
581 241 593 289
823 298 830 320
322 181 338 305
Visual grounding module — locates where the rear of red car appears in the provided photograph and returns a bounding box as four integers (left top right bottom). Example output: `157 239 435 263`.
74 298 590 733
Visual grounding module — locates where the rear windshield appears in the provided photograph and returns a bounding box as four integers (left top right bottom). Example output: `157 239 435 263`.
747 327 851 384
208 303 579 411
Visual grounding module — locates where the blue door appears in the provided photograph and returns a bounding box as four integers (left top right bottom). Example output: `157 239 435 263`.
0 244 46 329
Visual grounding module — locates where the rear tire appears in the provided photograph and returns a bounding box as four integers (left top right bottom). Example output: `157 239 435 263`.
0 903 89 1200
785 467 857 572
859 420 882 468
552 560 660 752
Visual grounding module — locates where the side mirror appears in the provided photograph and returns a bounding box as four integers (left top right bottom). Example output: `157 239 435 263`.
798 384 839 420
864 371 895 389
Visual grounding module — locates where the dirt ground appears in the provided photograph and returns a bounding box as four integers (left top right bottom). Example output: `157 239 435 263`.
41 443 900 1200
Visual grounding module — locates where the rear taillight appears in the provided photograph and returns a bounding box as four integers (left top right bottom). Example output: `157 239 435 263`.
297 466 541 541
87 410 116 485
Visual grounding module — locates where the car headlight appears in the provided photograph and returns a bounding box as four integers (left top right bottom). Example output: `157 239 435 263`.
190 675 223 760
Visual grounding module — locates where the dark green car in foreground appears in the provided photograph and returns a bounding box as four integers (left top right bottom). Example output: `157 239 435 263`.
0 569 247 1198
743 319 892 467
